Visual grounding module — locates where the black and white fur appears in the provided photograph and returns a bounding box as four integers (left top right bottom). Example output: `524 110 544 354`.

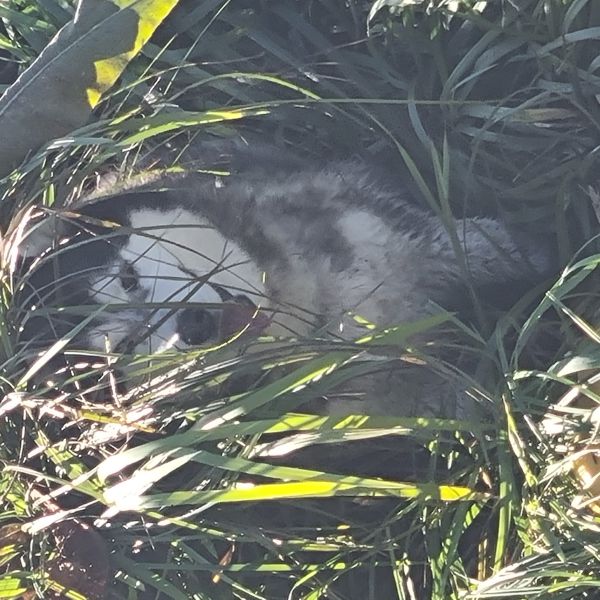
14 141 552 415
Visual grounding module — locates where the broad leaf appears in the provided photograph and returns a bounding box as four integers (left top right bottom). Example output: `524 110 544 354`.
0 0 180 177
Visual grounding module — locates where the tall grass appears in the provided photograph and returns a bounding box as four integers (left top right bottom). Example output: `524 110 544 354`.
0 1 600 598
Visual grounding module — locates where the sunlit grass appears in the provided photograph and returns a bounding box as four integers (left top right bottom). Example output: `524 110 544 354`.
0 1 600 598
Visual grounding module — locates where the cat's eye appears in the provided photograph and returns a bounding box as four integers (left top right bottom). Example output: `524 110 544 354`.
119 261 139 293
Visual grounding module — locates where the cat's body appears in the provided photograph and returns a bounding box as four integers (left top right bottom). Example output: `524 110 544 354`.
15 141 552 415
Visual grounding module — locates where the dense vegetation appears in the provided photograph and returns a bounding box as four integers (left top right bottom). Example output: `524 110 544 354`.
1 1 600 598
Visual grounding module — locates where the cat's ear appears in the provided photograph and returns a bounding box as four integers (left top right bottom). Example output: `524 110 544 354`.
23 213 65 256
4 208 67 269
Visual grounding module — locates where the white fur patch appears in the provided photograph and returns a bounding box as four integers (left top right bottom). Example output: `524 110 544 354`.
87 208 268 352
